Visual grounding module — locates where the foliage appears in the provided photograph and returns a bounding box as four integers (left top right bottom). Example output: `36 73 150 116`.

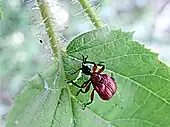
6 27 170 127
3 0 170 127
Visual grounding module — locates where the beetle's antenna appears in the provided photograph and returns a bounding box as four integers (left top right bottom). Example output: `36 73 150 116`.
82 55 88 64
82 55 84 61
84 55 88 62
82 55 85 65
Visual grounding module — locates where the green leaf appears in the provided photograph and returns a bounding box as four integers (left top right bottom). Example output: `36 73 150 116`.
6 63 64 127
6 27 170 127
66 27 170 127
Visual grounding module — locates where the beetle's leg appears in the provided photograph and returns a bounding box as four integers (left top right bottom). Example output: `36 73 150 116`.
67 80 82 88
92 64 97 72
83 61 95 65
67 79 90 89
82 89 95 110
76 83 91 96
97 62 105 74
71 68 82 75
83 60 105 73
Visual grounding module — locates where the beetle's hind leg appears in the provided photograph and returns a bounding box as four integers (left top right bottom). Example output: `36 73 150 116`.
82 89 95 110
76 83 91 96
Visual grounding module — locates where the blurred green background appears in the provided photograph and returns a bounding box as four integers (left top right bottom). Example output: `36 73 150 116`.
0 0 170 126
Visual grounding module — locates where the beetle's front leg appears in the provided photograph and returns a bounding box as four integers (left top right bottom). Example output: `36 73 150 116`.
97 62 105 74
83 59 105 73
71 68 82 75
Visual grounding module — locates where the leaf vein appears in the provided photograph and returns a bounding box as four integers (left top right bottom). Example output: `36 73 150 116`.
130 92 151 117
112 118 162 127
115 72 170 105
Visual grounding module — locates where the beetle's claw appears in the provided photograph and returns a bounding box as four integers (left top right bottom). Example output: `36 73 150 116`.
111 77 115 81
82 103 87 110
76 91 80 96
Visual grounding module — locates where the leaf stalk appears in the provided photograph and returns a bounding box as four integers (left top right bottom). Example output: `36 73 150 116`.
79 0 104 28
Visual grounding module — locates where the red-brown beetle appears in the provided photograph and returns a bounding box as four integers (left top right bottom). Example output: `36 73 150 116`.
67 56 117 109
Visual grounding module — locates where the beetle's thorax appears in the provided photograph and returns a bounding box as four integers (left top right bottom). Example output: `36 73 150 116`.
81 65 92 75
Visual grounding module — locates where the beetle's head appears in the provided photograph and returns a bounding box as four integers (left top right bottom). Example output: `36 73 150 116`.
71 55 92 76
81 64 92 75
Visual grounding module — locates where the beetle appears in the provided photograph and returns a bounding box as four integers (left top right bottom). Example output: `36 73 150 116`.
67 55 117 109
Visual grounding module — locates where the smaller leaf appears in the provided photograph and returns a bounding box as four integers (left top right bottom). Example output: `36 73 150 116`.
6 64 62 127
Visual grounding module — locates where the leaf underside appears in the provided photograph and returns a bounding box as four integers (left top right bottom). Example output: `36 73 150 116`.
6 27 170 127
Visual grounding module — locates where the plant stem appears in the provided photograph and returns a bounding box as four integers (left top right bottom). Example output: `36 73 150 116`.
0 0 3 20
37 0 58 59
79 0 104 28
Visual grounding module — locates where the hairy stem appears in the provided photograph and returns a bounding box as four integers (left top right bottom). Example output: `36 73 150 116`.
0 0 3 20
79 0 104 28
37 0 58 58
